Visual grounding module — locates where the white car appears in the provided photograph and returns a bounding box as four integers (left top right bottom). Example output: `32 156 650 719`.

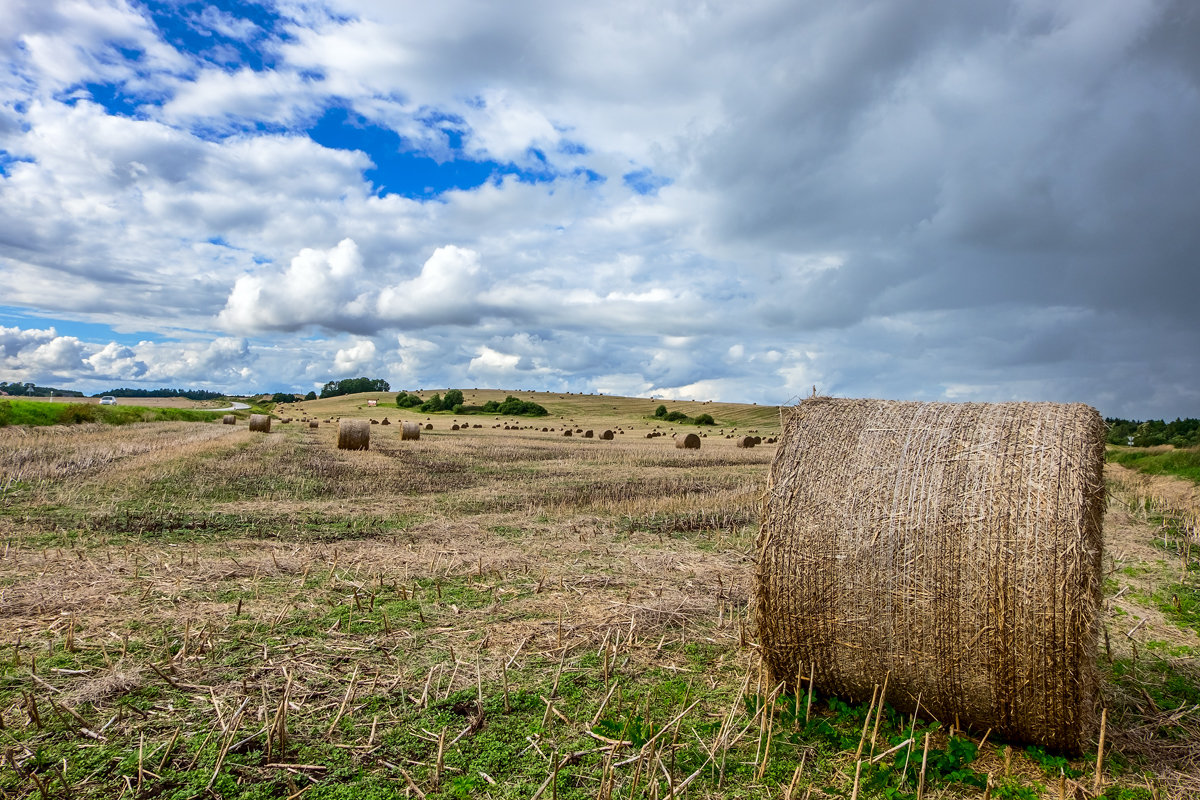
99 396 117 405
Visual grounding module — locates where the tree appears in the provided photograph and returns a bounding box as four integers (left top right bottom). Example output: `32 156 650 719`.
304 391 317 401
319 377 390 398
654 405 667 418
443 389 464 409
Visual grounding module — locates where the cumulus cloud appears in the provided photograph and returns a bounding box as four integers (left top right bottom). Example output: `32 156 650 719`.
1 0 1198 416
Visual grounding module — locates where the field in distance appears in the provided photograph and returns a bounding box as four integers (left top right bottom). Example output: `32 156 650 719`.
0 392 1197 799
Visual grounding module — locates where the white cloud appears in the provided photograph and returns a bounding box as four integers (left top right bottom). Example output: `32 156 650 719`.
333 339 377 373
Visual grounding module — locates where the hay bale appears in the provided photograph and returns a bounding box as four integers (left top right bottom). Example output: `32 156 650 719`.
736 436 755 448
381 418 391 425
249 414 271 433
451 424 460 431
222 415 236 425
337 419 370 451
401 421 421 441
755 397 1105 753
563 430 573 437
674 433 700 449
600 430 614 440
425 423 433 431
584 430 594 438
309 421 319 429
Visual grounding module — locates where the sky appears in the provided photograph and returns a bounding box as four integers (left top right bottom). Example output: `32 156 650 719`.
1 0 1198 418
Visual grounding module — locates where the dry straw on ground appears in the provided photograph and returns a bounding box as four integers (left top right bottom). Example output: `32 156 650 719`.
222 414 235 425
337 418 370 450
401 421 421 441
755 397 1106 753
675 433 701 449
248 414 271 433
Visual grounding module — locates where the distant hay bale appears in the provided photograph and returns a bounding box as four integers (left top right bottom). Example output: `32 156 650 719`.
249 414 271 433
563 430 573 437
600 430 614 440
401 421 421 441
337 419 370 451
674 433 700 449
370 419 379 425
425 423 433 431
752 436 762 445
451 424 460 431
381 418 390 425
736 436 755 448
584 430 594 438
309 421 319 429
222 415 235 425
755 397 1105 753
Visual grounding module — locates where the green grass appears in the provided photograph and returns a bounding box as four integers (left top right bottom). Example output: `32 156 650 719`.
1106 445 1200 484
0 398 226 428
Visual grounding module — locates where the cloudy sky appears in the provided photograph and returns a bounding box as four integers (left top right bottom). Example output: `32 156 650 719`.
1 0 1197 417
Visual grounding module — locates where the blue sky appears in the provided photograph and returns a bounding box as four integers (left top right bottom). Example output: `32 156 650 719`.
1 0 1198 418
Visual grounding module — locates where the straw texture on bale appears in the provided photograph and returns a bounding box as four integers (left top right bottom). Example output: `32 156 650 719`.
736 436 755 448
600 430 614 440
248 414 271 433
309 421 319 429
337 419 370 450
755 397 1105 753
222 415 236 425
674 433 701 449
401 421 421 441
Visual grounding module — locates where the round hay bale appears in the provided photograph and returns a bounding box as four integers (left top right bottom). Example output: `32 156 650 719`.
401 421 421 441
451 424 460 431
337 419 370 451
425 423 433 431
309 421 319 429
736 436 755 448
752 436 762 445
563 430 573 437
222 414 236 425
755 398 1105 753
381 418 390 425
370 419 379 425
674 433 700 449
248 414 271 433
600 430 614 440
583 430 594 438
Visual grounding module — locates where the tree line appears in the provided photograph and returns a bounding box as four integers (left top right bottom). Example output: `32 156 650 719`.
1106 417 1200 448
0 381 85 397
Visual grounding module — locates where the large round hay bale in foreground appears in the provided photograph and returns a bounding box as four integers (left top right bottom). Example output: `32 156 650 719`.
755 397 1105 753
401 421 421 441
248 414 271 433
674 433 701 449
222 415 236 425
337 419 369 450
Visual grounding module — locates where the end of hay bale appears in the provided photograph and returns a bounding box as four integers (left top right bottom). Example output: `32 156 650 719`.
337 418 370 450
674 433 701 449
584 430 594 438
309 421 319 429
425 423 433 430
222 414 236 425
754 397 1106 753
563 430 572 437
736 436 755 448
248 414 271 433
401 421 421 441
600 430 614 440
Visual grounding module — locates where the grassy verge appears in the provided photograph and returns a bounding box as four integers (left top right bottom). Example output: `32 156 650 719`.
0 399 226 428
1107 445 1200 484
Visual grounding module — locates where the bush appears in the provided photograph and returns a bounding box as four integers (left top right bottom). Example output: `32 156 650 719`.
693 413 716 425
395 393 423 408
654 405 668 418
459 396 548 417
663 410 689 423
418 393 445 413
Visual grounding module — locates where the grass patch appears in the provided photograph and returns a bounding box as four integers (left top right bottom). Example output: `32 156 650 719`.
1107 445 1200 484
0 398 225 428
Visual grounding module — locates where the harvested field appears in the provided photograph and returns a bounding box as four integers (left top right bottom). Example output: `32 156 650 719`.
0 397 1197 799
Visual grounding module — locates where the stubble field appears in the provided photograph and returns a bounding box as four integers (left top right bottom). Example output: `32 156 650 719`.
1 392 1197 799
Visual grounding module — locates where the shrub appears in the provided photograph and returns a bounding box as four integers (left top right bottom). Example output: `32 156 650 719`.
654 405 667 418
396 393 423 408
693 413 716 425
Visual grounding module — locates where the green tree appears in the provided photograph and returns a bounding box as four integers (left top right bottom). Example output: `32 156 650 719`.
443 389 464 409
654 404 667 418
304 390 317 401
